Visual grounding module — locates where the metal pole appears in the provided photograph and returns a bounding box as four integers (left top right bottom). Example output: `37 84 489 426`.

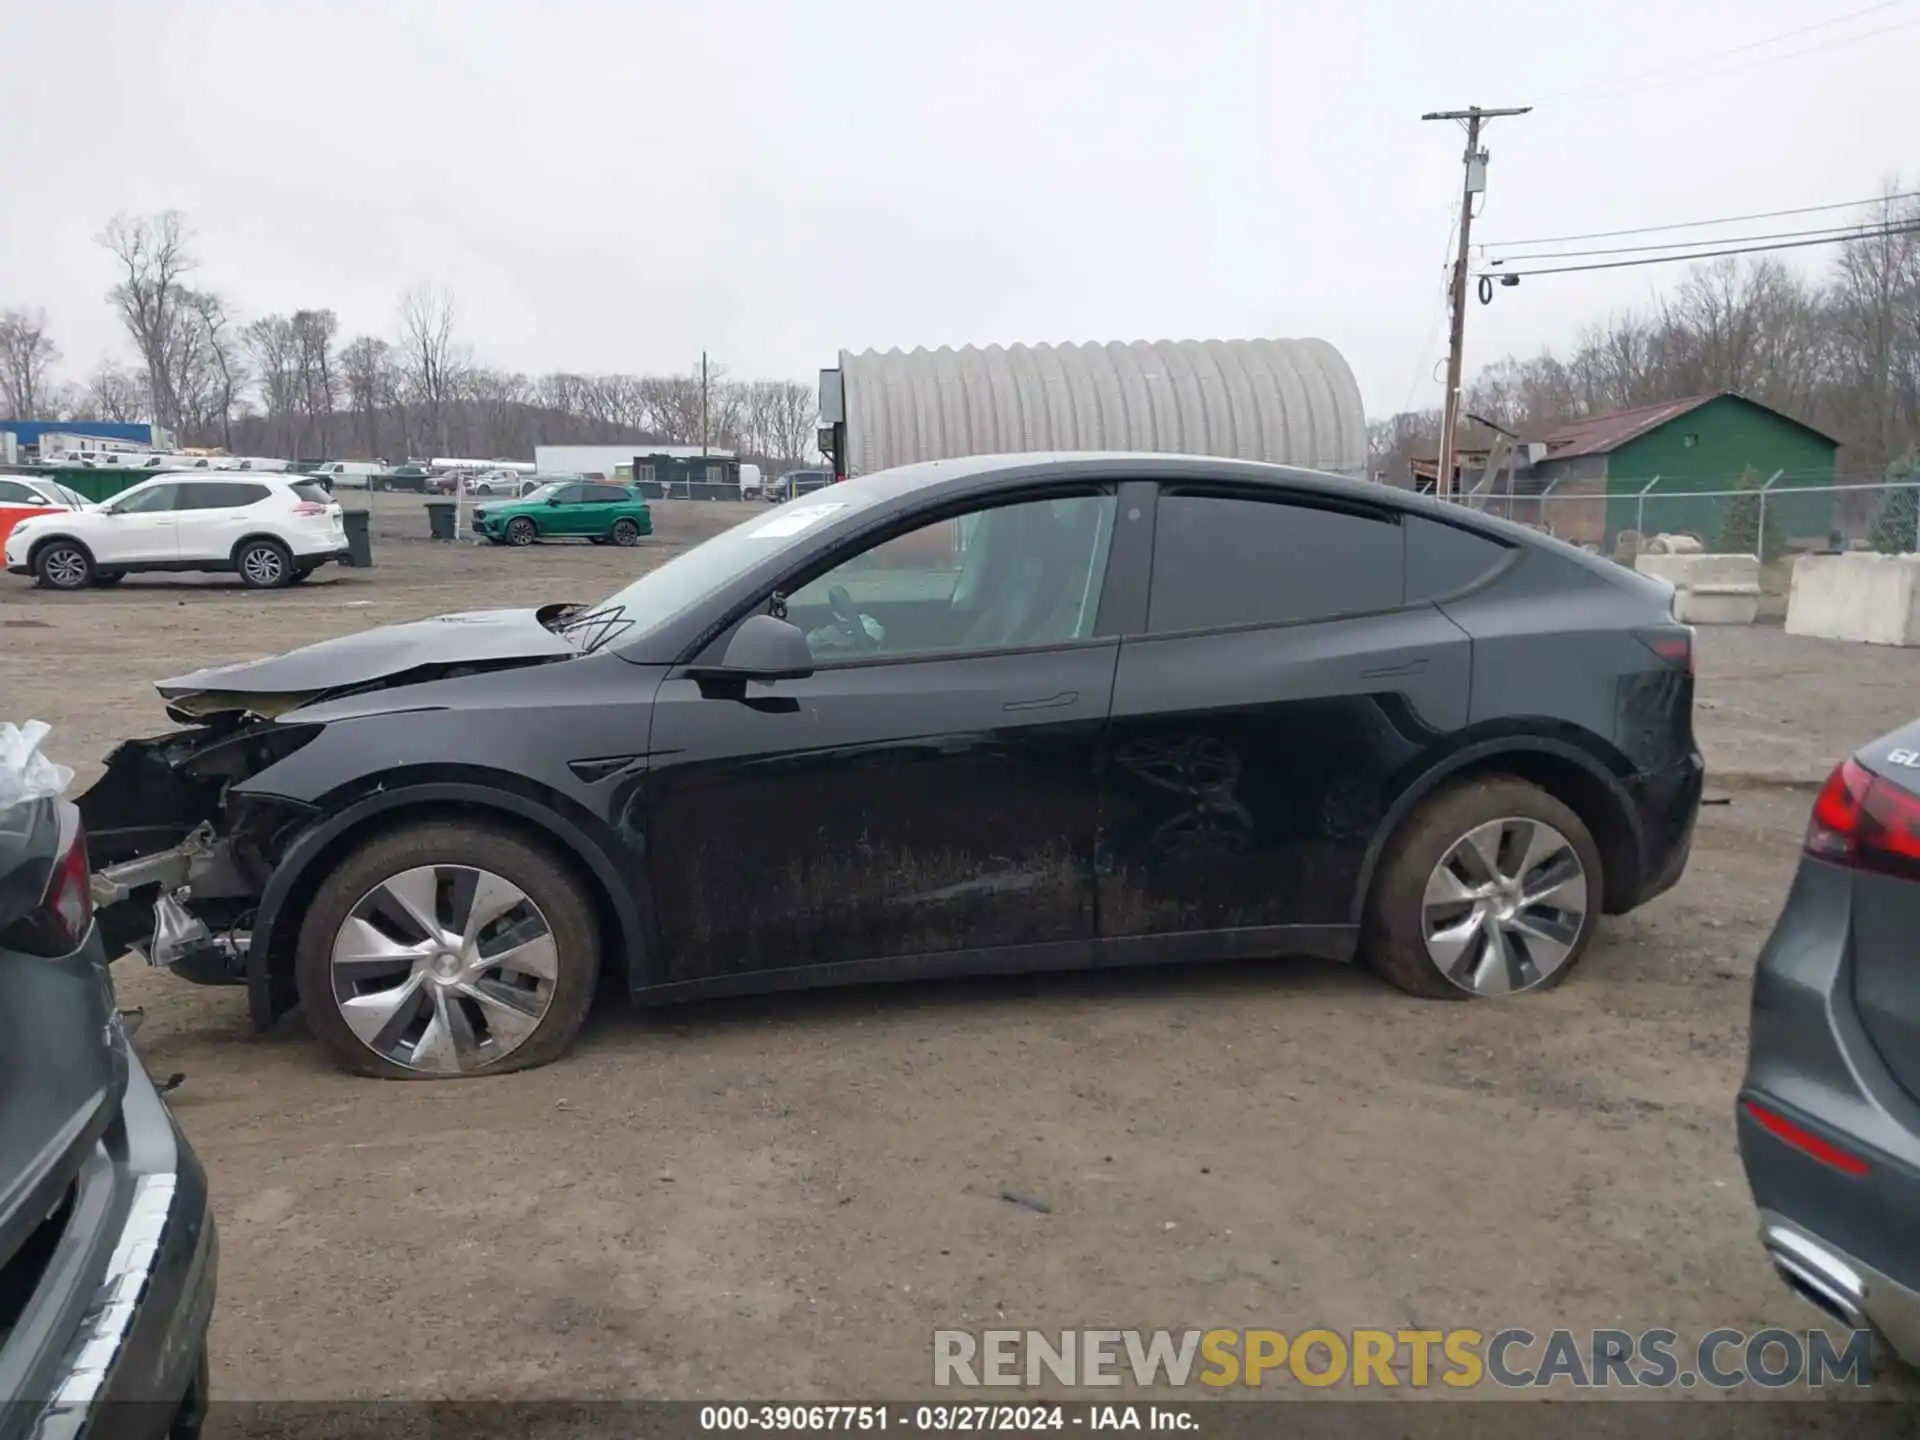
1539 476 1562 535
1637 476 1659 538
701 352 709 456
1758 469 1783 558
1422 104 1530 504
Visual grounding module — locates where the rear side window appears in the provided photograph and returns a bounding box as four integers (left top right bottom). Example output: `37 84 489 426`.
175 482 269 509
1404 515 1513 603
290 482 333 505
589 484 630 503
1147 492 1404 633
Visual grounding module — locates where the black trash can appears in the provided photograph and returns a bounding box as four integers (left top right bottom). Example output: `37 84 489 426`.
425 501 457 541
342 509 373 567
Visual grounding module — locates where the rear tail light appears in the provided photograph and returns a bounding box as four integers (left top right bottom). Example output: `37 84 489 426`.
1635 625 1694 674
0 807 94 957
1742 1099 1871 1177
1805 756 1920 881
291 501 328 516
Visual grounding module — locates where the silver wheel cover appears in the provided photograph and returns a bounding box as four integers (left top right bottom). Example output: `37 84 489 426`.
330 864 559 1073
242 546 284 584
44 548 88 587
1420 817 1589 996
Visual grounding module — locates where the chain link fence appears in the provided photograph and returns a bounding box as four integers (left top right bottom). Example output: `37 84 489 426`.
1472 476 1920 561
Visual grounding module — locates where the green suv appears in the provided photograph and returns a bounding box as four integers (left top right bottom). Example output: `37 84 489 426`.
474 481 653 547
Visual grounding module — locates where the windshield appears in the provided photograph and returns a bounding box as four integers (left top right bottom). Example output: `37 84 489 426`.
579 492 874 648
519 482 563 503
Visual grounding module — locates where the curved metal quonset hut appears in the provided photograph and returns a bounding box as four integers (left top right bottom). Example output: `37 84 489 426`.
831 338 1367 479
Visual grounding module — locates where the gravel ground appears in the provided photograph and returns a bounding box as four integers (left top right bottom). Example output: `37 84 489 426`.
4 504 1919 1406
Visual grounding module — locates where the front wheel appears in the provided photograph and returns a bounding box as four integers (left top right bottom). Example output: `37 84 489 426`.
236 539 294 588
293 820 601 1079
610 518 641 547
34 542 94 590
1361 777 1601 1000
506 517 537 547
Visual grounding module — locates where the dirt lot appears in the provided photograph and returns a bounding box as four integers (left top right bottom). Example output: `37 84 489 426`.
5 501 1920 1404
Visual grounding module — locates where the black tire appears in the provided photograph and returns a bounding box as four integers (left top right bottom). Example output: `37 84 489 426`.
93 572 126 587
293 820 601 1080
33 540 94 590
610 517 641 547
506 517 537 547
1361 776 1603 1001
235 538 295 589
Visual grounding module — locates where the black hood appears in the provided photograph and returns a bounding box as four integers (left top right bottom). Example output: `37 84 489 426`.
154 605 581 717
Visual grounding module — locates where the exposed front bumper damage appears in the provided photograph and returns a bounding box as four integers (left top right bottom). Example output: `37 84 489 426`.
79 720 323 997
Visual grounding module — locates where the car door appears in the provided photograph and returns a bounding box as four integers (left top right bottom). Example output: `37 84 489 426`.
1098 486 1474 948
643 484 1132 993
542 483 591 536
578 484 626 534
170 480 271 562
92 482 184 565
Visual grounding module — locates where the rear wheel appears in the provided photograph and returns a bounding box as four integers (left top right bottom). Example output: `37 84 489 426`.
235 538 294 589
506 517 537 547
610 517 642 547
294 820 601 1079
1362 777 1601 1000
33 541 94 590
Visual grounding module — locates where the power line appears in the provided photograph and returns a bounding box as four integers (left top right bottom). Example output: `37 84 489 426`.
1488 220 1909 264
1476 221 1920 278
1562 18 1918 103
1482 191 1920 249
1531 1 1909 104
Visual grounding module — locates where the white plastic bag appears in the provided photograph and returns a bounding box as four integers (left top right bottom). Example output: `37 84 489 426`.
0 721 76 808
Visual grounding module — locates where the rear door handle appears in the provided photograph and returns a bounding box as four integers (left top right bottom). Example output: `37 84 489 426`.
1359 658 1429 680
1004 691 1079 713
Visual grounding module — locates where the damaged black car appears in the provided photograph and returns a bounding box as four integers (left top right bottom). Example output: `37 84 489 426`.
80 454 1703 1080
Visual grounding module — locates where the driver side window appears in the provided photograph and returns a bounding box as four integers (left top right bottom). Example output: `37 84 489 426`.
785 492 1117 661
111 484 180 515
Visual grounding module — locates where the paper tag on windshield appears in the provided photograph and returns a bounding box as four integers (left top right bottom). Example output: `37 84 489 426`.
751 503 845 539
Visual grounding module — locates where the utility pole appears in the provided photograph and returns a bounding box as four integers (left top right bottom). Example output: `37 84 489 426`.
700 351 710 456
1421 104 1529 502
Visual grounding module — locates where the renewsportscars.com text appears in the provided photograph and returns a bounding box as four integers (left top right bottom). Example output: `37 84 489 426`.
932 1327 1874 1390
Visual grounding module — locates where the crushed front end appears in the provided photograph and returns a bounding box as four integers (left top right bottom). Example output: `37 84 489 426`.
81 708 324 992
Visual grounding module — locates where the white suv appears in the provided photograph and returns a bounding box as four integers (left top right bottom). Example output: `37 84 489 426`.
4 473 351 591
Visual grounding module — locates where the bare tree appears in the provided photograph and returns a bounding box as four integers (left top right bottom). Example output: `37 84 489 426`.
339 335 396 459
246 315 303 455
97 211 197 430
80 362 147 422
0 308 60 416
397 285 463 456
187 291 245 450
291 309 340 455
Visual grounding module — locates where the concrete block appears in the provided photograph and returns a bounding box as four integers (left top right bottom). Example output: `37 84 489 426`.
1785 552 1920 646
1634 552 1762 624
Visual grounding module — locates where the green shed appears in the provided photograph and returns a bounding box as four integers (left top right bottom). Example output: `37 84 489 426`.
1528 393 1839 547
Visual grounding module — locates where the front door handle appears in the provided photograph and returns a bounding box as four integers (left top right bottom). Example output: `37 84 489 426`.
1003 691 1079 713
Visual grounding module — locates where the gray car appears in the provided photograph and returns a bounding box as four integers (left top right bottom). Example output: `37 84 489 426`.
1740 718 1920 1364
0 791 216 1439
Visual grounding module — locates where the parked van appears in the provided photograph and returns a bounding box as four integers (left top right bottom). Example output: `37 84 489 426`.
302 461 383 489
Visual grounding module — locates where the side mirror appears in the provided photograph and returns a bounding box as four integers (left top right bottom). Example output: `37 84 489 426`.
688 614 815 684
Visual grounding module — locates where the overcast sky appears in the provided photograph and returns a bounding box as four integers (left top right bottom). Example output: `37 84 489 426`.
2 0 1910 419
